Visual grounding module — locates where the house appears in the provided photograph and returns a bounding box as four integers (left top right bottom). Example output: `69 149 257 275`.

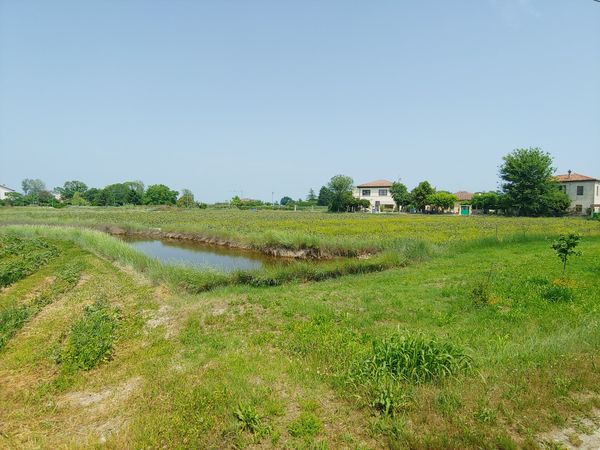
452 191 473 215
555 171 600 215
0 184 16 200
353 179 396 212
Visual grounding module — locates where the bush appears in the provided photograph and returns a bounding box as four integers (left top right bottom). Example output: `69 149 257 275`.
359 332 473 383
60 299 117 372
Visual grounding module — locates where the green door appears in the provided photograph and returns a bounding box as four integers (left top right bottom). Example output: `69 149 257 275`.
460 205 470 216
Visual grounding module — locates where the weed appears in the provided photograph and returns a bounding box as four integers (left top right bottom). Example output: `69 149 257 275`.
359 332 473 383
59 299 118 372
542 285 574 302
234 404 261 433
288 413 322 438
434 391 462 416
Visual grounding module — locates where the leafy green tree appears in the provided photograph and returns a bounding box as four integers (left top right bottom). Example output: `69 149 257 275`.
317 186 333 206
21 178 46 196
280 196 294 206
471 192 502 213
177 189 196 208
411 181 435 212
143 184 178 205
390 182 411 211
83 188 100 204
70 192 90 206
327 175 354 212
426 192 458 212
306 188 317 203
551 233 581 275
499 148 569 216
4 192 27 206
55 180 87 200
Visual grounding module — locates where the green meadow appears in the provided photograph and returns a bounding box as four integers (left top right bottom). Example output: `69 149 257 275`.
1 208 599 449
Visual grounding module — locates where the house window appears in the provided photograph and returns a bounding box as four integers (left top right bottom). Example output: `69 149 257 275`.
576 186 584 195
361 189 371 196
378 189 388 196
575 204 583 213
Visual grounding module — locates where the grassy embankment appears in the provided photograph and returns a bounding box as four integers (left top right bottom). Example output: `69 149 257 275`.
1 212 600 448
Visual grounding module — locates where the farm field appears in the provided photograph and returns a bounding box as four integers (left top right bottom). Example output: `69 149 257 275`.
1 210 600 448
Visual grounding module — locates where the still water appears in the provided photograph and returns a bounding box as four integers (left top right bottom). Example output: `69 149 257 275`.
122 237 276 272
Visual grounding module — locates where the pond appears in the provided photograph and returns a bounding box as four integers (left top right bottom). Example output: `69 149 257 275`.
121 236 278 272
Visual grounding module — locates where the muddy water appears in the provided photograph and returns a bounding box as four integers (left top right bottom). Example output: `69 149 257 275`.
121 236 280 272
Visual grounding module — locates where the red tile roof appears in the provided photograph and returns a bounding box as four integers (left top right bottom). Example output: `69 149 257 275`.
454 191 473 201
356 179 394 188
555 172 598 182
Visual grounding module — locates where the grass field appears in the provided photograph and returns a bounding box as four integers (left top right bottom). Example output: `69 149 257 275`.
1 206 599 255
1 208 600 448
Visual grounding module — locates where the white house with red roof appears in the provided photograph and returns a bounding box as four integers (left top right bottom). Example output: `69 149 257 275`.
555 171 600 215
353 179 396 211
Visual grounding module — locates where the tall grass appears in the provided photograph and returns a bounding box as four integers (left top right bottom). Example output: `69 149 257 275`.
358 332 473 384
0 225 437 294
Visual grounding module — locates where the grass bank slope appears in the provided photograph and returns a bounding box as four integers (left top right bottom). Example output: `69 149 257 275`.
1 228 599 448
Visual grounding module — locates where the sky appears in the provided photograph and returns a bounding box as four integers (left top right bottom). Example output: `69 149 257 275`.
1 0 599 203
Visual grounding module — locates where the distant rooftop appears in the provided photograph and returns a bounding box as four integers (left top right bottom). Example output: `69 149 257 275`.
555 172 598 182
0 184 15 192
356 179 394 188
454 191 473 201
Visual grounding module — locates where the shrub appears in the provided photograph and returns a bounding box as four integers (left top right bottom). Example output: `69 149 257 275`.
359 332 473 383
471 281 492 306
60 299 117 372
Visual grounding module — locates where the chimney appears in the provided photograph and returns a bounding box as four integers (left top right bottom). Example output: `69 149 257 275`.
568 170 572 179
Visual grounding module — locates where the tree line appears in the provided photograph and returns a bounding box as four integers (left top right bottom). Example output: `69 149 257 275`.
1 179 205 208
311 148 572 216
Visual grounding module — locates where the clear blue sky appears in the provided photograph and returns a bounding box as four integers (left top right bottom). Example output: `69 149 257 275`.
1 1 599 202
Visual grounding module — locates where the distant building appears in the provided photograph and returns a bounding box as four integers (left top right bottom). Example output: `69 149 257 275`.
555 171 600 215
0 184 16 200
452 191 473 215
353 179 396 212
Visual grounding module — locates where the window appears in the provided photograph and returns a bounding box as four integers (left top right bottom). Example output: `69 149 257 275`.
576 186 584 196
575 204 583 213
378 189 388 196
361 189 371 196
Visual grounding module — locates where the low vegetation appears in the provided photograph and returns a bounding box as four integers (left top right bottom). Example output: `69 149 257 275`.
0 211 599 448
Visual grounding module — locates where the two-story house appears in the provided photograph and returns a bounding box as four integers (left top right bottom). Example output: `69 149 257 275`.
353 179 396 212
555 171 600 215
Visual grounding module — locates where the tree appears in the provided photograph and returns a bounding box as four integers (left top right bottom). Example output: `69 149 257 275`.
4 192 27 206
280 196 294 206
55 180 87 200
552 233 581 275
317 186 333 206
83 188 100 204
21 178 46 195
471 192 502 213
177 189 196 208
327 175 354 212
499 147 569 216
390 182 411 212
144 184 178 205
426 192 457 213
306 188 317 203
70 191 89 206
411 181 435 212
